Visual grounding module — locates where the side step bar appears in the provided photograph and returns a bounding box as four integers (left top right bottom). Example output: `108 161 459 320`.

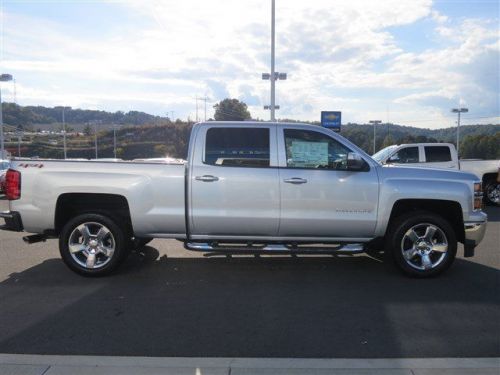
185 242 365 255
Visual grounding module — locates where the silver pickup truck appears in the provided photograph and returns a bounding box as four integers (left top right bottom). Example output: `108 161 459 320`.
0 121 488 278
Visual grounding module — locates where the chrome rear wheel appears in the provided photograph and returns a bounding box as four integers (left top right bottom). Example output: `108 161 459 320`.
59 213 127 276
68 222 116 269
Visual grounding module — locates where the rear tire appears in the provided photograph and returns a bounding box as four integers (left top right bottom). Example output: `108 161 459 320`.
59 213 128 277
386 211 457 278
483 179 500 206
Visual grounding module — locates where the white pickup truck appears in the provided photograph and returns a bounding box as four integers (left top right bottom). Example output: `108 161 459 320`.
0 122 488 278
372 143 500 206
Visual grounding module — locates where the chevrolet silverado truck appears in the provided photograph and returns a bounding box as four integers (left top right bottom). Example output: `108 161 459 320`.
0 122 488 277
372 143 500 206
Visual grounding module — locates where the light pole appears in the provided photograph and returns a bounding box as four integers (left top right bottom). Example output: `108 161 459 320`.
94 122 98 159
451 107 468 159
369 120 382 154
62 106 67 159
262 0 287 121
0 73 13 159
16 128 22 157
113 124 117 158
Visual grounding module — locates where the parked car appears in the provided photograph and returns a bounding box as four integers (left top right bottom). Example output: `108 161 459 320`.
0 160 10 193
372 143 500 206
0 122 487 278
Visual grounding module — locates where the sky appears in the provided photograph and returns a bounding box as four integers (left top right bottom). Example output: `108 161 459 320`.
0 0 498 128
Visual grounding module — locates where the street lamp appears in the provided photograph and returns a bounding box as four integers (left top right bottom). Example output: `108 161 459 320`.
451 107 468 159
261 0 287 122
113 123 118 158
0 73 13 159
369 120 382 154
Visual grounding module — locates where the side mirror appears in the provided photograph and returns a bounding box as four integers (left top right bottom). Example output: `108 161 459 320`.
347 152 366 171
386 155 399 164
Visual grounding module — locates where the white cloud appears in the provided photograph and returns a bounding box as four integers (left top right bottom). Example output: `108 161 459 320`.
1 0 498 127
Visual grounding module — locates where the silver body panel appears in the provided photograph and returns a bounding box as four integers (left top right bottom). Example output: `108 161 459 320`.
8 122 487 249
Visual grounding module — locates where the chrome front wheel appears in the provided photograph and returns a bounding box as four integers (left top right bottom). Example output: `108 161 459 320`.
401 223 448 271
388 211 457 277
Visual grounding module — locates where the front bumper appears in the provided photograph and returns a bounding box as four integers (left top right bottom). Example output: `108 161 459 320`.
463 221 487 257
0 211 23 232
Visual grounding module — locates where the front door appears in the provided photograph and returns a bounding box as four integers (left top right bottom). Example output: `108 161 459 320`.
190 125 280 237
278 127 379 239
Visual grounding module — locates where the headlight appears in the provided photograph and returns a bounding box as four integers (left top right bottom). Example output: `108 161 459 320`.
473 182 483 210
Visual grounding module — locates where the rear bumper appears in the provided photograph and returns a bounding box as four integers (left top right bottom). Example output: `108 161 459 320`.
463 221 487 257
0 211 24 232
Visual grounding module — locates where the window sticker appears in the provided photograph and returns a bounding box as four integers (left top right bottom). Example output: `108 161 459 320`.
290 141 328 167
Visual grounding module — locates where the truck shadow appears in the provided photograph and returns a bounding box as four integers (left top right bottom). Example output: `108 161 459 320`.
484 206 500 222
0 247 498 358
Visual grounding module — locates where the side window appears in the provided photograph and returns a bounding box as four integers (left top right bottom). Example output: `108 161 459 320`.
205 127 270 167
388 147 419 163
284 129 351 170
425 146 452 162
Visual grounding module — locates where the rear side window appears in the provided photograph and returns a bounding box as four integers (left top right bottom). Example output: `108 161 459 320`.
205 127 270 167
425 146 452 162
388 147 419 163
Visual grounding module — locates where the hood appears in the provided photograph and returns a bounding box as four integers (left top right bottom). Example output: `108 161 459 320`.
377 164 479 182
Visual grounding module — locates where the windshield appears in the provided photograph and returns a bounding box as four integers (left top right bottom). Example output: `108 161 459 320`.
372 145 398 163
0 161 10 170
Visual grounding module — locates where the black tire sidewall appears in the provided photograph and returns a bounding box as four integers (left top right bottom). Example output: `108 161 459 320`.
484 180 500 206
59 213 127 276
387 211 457 278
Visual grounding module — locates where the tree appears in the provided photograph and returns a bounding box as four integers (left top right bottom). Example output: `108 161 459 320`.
381 134 395 149
213 98 251 121
83 124 93 136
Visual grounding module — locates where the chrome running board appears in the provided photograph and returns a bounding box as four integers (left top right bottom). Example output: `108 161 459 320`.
184 241 364 255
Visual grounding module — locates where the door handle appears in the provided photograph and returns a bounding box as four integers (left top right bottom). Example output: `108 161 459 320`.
284 177 307 184
195 175 219 182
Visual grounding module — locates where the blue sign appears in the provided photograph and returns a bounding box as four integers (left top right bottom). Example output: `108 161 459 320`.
321 111 341 131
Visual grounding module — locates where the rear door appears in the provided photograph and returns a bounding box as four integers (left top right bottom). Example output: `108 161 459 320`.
423 145 456 169
189 125 280 237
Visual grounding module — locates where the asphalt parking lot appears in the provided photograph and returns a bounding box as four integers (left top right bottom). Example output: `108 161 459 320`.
0 198 498 358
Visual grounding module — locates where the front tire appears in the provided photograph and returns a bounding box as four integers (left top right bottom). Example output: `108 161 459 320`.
386 211 457 278
59 213 128 277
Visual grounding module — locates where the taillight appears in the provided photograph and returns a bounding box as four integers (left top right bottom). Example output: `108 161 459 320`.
5 169 21 200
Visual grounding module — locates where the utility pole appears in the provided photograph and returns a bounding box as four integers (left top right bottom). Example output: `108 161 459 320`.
198 96 209 121
270 0 275 121
62 106 67 159
369 120 382 154
195 97 199 122
94 122 98 159
451 107 468 159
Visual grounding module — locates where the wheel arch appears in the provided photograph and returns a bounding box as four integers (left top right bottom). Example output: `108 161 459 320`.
387 199 464 243
54 193 133 236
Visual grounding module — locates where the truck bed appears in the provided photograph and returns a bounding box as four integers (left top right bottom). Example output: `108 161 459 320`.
9 159 187 237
